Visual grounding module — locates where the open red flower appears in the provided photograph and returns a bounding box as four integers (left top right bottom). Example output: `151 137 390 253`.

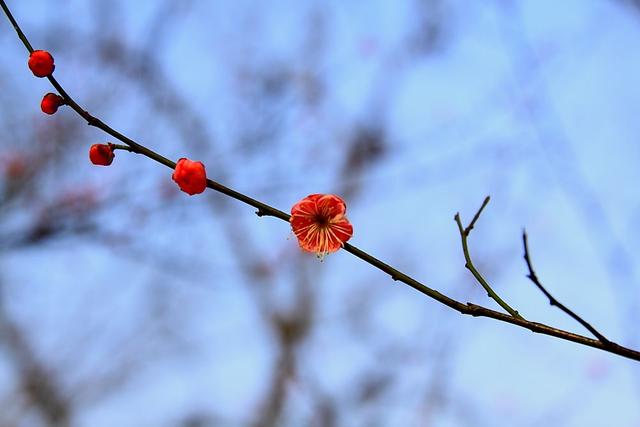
41 93 64 115
28 50 55 77
172 158 207 195
89 143 115 166
290 194 353 258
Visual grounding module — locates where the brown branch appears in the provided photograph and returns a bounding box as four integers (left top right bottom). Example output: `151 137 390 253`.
522 230 612 345
341 243 640 360
2 0 640 362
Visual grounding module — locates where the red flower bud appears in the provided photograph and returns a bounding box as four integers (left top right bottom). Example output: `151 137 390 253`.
40 93 64 115
28 50 55 78
172 158 207 195
89 144 115 166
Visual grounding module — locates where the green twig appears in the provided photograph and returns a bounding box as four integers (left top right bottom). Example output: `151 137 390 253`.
108 143 135 152
455 197 523 319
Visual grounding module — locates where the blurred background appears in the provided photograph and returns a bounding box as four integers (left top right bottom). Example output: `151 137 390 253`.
1 0 640 426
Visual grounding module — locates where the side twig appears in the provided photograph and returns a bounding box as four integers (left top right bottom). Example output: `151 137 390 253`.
522 231 612 345
2 0 640 362
455 197 523 319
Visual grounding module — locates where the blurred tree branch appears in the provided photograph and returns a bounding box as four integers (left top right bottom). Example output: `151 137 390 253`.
0 283 70 427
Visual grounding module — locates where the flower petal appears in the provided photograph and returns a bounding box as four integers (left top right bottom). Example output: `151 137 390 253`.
329 219 353 244
316 194 346 219
290 215 315 231
290 195 321 217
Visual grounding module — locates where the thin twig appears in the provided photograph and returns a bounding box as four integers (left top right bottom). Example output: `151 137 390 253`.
464 195 490 236
522 230 612 345
455 199 523 319
0 0 32 52
2 0 640 362
343 242 637 359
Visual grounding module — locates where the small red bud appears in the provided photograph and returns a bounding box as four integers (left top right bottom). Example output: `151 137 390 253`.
172 158 207 195
89 144 115 166
28 50 55 78
40 93 64 115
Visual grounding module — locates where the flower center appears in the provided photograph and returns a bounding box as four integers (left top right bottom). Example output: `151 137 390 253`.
314 214 330 228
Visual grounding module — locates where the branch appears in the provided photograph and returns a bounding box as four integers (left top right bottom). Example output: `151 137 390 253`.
463 195 490 236
2 0 640 362
522 230 612 345
454 197 523 319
